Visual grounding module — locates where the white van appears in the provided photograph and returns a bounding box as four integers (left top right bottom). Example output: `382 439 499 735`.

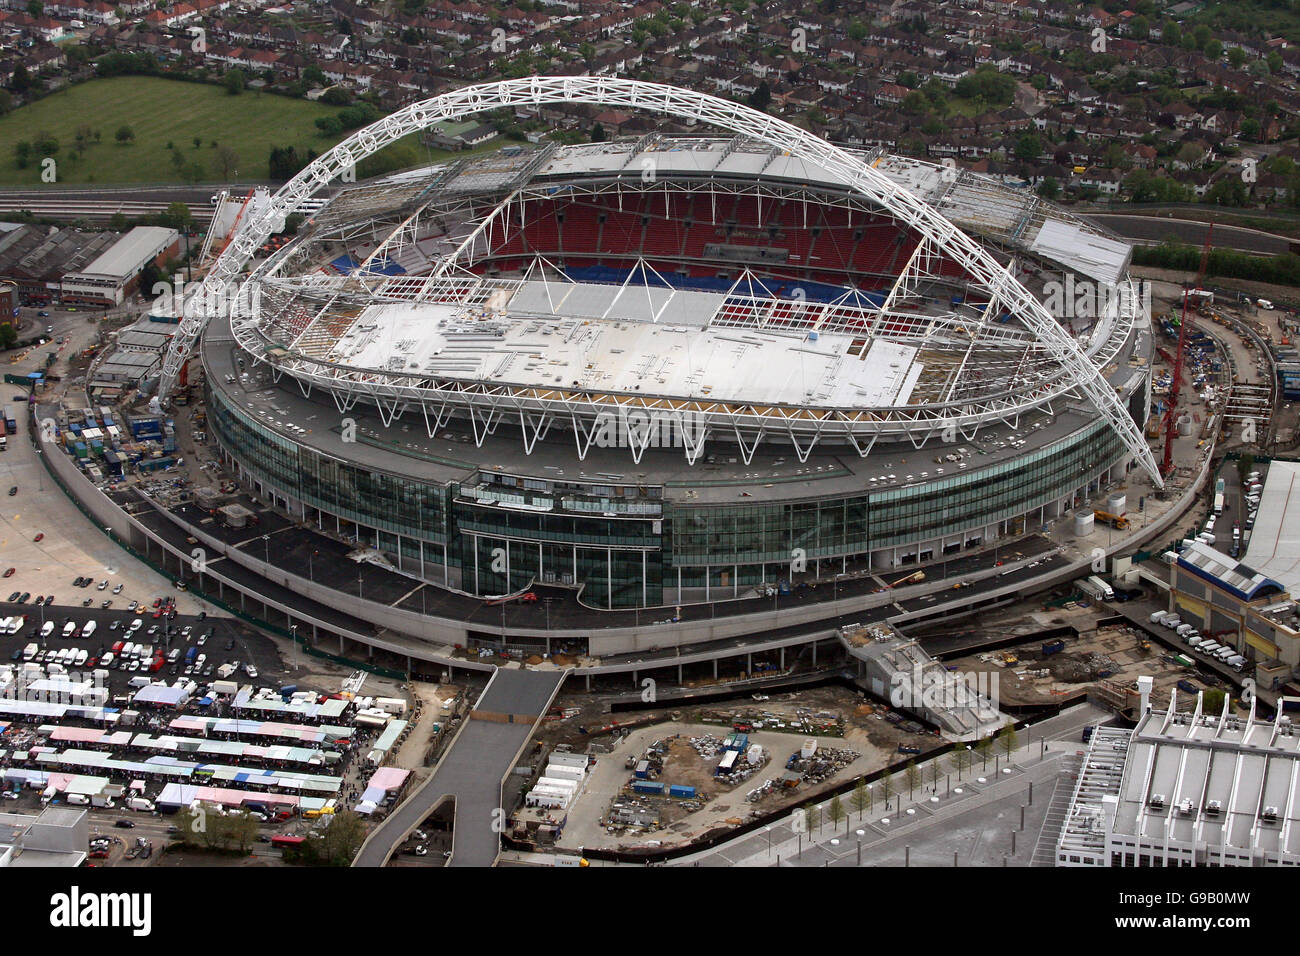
99 652 115 667
1162 614 1182 628
121 642 135 659
5 618 20 636
1187 636 1206 649
81 620 96 640
1225 655 1246 671
1176 623 1194 637
1199 641 1223 656
1215 646 1236 661
66 793 89 806
39 621 53 639
72 649 87 667
61 621 75 638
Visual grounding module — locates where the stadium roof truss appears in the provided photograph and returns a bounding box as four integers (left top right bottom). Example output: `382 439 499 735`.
161 77 1161 485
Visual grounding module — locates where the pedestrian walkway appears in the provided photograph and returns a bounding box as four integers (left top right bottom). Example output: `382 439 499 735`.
1031 753 1081 866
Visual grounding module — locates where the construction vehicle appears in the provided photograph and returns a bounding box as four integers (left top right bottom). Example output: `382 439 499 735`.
1094 509 1130 530
890 570 926 588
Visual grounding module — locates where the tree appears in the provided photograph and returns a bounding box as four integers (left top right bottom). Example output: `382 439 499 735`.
879 770 895 806
161 201 192 231
925 758 942 792
746 80 771 112
904 758 921 798
13 140 31 169
25 0 41 16
0 324 17 350
138 261 164 298
948 745 972 779
1014 132 1041 163
998 723 1018 760
850 777 872 818
1227 46 1247 70
1037 177 1061 201
115 125 135 144
289 810 365 866
224 68 246 95
802 801 821 835
213 145 239 179
828 794 846 833
975 735 993 769
28 126 54 156
10 64 30 93
1237 453 1256 485
590 122 606 143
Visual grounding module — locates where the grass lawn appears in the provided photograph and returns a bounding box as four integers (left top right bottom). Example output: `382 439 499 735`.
0 76 461 186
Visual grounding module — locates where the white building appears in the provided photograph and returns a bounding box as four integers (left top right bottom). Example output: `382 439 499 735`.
61 226 178 306
1059 686 1300 866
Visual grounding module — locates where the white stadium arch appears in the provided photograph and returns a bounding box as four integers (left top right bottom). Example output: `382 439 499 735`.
158 76 1162 486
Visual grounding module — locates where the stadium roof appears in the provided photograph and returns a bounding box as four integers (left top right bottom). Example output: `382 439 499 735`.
1241 460 1300 595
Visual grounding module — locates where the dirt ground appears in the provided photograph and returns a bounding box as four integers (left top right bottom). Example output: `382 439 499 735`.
934 602 1223 712
538 685 943 852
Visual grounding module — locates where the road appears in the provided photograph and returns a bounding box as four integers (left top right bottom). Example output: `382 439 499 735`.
1085 214 1291 255
353 668 566 868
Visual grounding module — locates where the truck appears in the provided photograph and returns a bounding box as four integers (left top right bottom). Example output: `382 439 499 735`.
184 646 198 664
216 662 237 679
2 406 14 433
1087 575 1115 600
1076 577 1109 601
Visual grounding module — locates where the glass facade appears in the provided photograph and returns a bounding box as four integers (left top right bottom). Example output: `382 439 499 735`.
209 384 1128 609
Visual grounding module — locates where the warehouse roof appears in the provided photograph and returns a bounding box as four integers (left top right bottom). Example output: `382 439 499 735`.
71 226 176 281
1241 460 1300 594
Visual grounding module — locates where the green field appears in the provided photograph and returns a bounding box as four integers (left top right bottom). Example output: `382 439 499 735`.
0 76 451 186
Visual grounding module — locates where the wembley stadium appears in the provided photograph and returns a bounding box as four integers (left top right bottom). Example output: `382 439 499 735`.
166 78 1159 614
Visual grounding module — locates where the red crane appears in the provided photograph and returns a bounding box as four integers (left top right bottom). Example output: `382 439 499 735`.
1161 220 1214 477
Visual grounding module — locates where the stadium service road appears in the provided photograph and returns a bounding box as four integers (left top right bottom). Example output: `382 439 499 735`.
353 668 567 868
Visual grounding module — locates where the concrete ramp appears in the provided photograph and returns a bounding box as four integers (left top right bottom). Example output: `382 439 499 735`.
353 667 567 868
